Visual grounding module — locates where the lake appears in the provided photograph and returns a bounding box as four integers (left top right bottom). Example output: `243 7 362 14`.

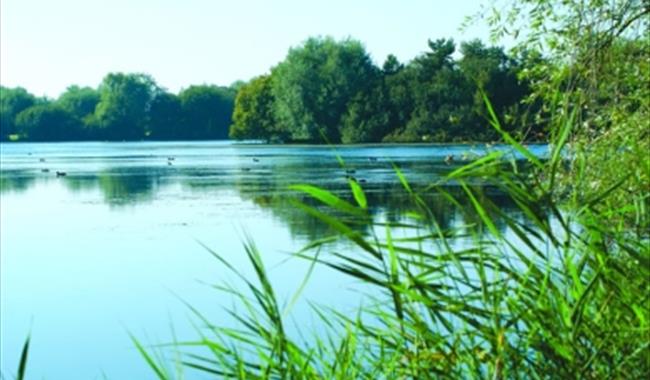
0 141 548 379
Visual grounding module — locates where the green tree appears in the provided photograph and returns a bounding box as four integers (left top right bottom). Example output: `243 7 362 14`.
15 103 82 141
459 40 529 139
481 0 649 225
381 58 416 141
271 36 378 142
340 83 391 143
395 39 474 142
230 75 278 141
0 86 38 140
94 73 158 140
57 85 100 139
178 85 235 140
147 92 182 140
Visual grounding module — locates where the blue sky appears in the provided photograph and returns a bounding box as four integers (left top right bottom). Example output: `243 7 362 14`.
1 0 497 98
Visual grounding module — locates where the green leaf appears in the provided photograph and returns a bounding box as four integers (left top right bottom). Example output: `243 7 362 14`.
348 179 367 209
17 334 30 380
289 184 365 216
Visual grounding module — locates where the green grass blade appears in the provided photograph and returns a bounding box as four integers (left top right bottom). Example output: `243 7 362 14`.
16 335 30 380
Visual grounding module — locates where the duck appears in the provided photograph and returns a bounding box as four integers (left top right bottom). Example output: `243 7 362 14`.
41 168 50 173
167 157 175 161
368 157 378 162
345 169 356 174
444 155 454 164
55 171 67 177
253 157 260 163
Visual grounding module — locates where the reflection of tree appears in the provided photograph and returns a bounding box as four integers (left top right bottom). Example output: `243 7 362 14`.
0 156 528 237
96 170 162 206
223 159 520 242
62 169 165 207
0 170 37 193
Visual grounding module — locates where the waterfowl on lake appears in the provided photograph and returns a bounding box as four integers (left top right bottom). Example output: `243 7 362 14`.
444 154 454 164
358 178 367 183
345 169 356 174
253 158 260 162
167 161 173 166
56 171 67 177
242 167 251 172
41 168 50 173
368 157 378 162
167 157 175 161
39 158 45 162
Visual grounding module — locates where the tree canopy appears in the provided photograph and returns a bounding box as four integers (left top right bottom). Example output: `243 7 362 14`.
230 36 536 144
1 36 540 143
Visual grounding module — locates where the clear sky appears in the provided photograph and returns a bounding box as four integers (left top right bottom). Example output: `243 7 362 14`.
1 0 495 98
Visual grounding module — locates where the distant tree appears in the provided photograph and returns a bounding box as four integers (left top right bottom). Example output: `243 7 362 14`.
394 39 474 142
15 103 82 141
0 86 38 140
341 83 391 143
57 85 101 138
271 36 378 142
382 57 416 140
147 92 183 140
229 80 247 93
94 73 159 140
57 85 100 119
230 75 278 141
178 85 235 140
459 40 528 138
382 54 403 75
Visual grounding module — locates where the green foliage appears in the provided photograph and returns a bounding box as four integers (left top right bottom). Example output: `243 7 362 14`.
4 37 536 144
0 86 38 140
178 85 235 140
271 36 379 143
57 85 100 121
94 73 159 140
15 103 83 141
137 126 649 378
229 75 277 141
340 83 391 143
479 0 649 227
147 91 182 140
228 37 535 144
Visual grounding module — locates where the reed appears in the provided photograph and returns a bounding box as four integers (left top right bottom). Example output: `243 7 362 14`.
134 95 649 379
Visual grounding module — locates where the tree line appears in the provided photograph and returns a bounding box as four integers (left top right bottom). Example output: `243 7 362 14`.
0 74 237 141
1 37 544 143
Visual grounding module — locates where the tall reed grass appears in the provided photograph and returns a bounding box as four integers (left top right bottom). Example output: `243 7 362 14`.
135 95 649 379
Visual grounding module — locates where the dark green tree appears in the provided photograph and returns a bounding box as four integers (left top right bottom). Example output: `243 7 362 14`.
395 39 474 142
57 85 101 139
459 40 528 139
340 83 391 143
94 73 159 140
15 103 82 141
271 36 378 142
0 86 38 140
178 85 235 140
230 75 278 141
147 92 182 140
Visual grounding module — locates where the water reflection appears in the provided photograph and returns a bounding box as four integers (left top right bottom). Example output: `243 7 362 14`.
0 142 547 379
1 149 521 238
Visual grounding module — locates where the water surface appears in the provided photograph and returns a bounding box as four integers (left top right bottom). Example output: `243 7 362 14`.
0 141 548 379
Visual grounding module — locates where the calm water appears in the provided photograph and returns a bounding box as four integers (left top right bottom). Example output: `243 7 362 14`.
0 141 548 379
